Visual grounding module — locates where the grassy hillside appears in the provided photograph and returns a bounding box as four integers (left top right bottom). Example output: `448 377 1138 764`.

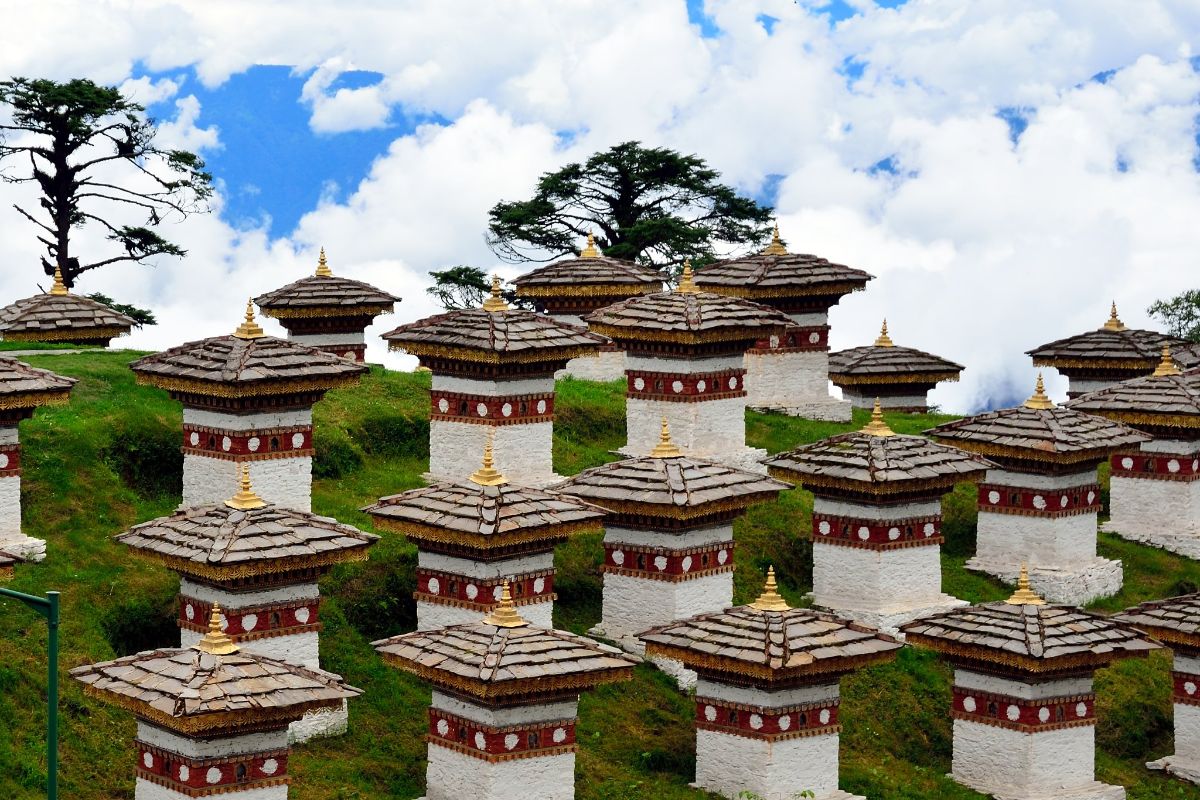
0 352 1198 799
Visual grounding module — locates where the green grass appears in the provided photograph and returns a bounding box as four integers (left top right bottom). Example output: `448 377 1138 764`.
0 352 1197 799
0 341 105 351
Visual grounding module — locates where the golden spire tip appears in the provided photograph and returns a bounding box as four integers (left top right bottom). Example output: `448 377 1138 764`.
469 431 509 486
1153 344 1181 377
49 265 69 296
315 246 333 277
482 274 509 312
580 230 600 259
483 580 529 628
649 416 684 458
1103 300 1126 331
225 463 267 510
861 399 895 437
233 299 266 339
749 565 791 612
874 318 894 347
762 220 787 255
1023 372 1054 410
194 603 240 655
1005 564 1046 606
676 259 699 294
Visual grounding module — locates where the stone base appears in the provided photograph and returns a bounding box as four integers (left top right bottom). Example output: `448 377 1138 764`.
750 399 852 422
819 595 968 639
690 785 863 800
1148 754 1200 785
985 781 1125 800
965 557 1123 606
0 533 46 562
289 699 348 744
1102 522 1200 560
556 350 626 382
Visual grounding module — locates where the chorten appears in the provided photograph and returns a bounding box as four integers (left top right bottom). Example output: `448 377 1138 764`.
829 319 963 412
902 572 1159 800
363 436 606 629
692 224 873 421
764 401 991 634
0 266 137 346
1113 593 1200 784
383 276 605 487
1067 348 1200 556
71 606 359 799
553 420 787 683
585 262 792 469
1027 302 1185 397
512 233 663 381
373 583 635 800
115 466 378 742
254 247 399 362
640 567 902 800
130 301 366 511
0 359 75 561
927 375 1148 604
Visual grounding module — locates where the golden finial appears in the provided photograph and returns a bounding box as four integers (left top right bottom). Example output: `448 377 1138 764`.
483 580 529 628
749 566 791 612
315 246 333 277
580 231 600 259
1103 301 1126 331
874 319 894 347
860 399 895 437
468 431 509 486
1153 344 1181 377
194 603 239 655
225 464 267 510
1005 564 1046 606
1023 373 1055 410
676 260 699 294
233 299 266 339
49 265 69 296
482 275 509 312
649 416 683 458
762 221 787 256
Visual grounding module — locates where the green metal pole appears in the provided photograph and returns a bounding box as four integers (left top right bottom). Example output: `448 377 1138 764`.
46 591 59 800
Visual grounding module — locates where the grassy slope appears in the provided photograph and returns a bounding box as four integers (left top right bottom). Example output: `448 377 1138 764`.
0 356 1197 798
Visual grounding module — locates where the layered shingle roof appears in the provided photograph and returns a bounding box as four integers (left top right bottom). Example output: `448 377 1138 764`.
829 323 963 385
0 269 136 343
1112 594 1200 653
254 248 399 317
1027 304 1182 369
1066 365 1200 434
0 359 76 411
692 227 873 299
512 238 663 297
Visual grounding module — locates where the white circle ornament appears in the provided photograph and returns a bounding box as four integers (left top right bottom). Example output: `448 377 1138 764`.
292 432 305 449
654 555 668 571
295 607 310 624
537 399 547 414
818 520 831 535
1076 702 1088 718
717 549 728 564
427 577 441 595
241 614 257 631
185 603 195 621
1006 705 1021 721
704 705 717 722
221 436 232 452
888 527 900 541
1060 495 1068 507
260 759 278 776
206 767 222 785
1087 490 1096 504
553 727 567 743
778 714 791 731
493 585 504 601
988 490 1000 504
672 380 684 394
438 398 449 413
1187 682 1197 696
437 719 449 736
502 402 513 417
819 709 831 725
1194 459 1199 472
923 522 935 537
143 752 154 769
476 402 488 417
963 696 977 713
1169 459 1181 474
218 614 229 632
858 526 870 541
1038 707 1050 723
189 432 200 446
504 734 519 751
697 380 706 392
533 577 545 594
475 732 487 750
634 377 645 391
769 335 780 349
749 714 763 730
248 437 260 452
179 766 190 782
728 376 738 389
466 584 479 600
1122 456 1135 469
1032 495 1046 510
612 550 625 566
681 556 693 572
809 332 821 344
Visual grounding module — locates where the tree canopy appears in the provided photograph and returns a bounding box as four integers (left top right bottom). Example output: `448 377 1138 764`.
1148 289 1200 343
0 77 213 289
425 265 526 311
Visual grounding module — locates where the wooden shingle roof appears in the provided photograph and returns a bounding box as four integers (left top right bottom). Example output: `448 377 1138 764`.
1066 370 1200 433
0 359 76 410
692 229 873 299
512 255 663 296
0 292 136 341
1112 594 1200 653
255 275 398 315
829 343 963 385
382 307 605 362
1027 304 1183 369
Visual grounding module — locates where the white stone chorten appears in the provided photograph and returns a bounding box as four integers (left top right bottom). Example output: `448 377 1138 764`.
903 571 1160 800
365 436 606 630
383 277 605 487
928 374 1149 605
640 566 902 800
765 401 992 636
374 583 636 800
829 319 963 412
130 301 367 512
72 605 359 799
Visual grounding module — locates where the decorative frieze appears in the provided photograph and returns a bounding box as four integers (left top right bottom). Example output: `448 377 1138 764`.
626 369 745 401
135 739 289 796
812 514 941 549
427 708 576 762
416 568 555 610
179 595 320 640
1111 451 1200 481
602 540 734 580
747 324 829 354
182 425 312 460
977 482 1103 516
951 687 1095 732
430 391 554 424
695 696 840 740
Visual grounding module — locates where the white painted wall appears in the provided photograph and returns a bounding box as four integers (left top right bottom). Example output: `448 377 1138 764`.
695 729 841 800
624 396 756 465
429 420 556 487
135 779 288 800
975 510 1100 567
745 350 851 422
431 375 555 396
425 743 575 800
289 332 364 347
604 523 733 549
984 468 1097 490
431 691 577 727
416 551 554 579
954 671 1092 700
179 578 319 608
812 498 939 521
842 390 930 410
137 723 288 759
812 540 947 613
0 473 20 537
1109 475 1200 542
182 454 312 512
182 408 312 431
560 350 626 382
625 354 744 374
601 571 731 641
696 679 839 709
951 718 1098 797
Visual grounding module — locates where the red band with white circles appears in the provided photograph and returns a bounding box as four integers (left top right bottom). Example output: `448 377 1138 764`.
430 391 554 424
